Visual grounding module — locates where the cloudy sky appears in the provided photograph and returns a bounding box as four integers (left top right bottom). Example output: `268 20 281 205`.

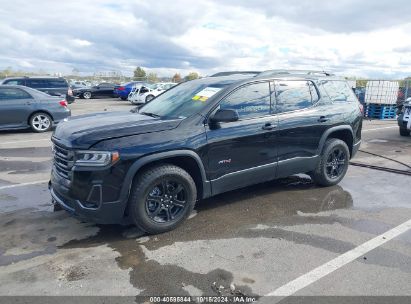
1 0 411 78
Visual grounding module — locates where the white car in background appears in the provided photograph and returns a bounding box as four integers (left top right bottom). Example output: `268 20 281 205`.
128 82 177 105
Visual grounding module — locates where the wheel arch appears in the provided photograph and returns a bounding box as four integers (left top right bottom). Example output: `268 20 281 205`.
119 150 211 215
317 126 354 157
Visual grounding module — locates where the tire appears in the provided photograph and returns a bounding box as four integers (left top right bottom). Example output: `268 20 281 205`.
128 164 197 234
29 112 52 133
121 96 127 101
82 91 92 99
399 127 410 136
311 138 350 187
145 95 155 103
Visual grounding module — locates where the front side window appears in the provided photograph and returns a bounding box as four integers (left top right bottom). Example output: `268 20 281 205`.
219 82 271 119
0 88 32 100
321 80 357 102
273 80 316 113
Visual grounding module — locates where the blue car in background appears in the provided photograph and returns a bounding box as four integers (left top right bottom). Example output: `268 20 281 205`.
114 81 146 100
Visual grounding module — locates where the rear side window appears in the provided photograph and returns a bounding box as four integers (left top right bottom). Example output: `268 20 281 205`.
321 80 357 102
220 82 271 119
3 79 25 85
48 79 68 88
273 80 318 113
0 88 32 100
26 79 47 88
26 79 67 88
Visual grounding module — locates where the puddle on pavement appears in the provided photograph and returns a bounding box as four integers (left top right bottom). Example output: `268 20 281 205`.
3 174 409 295
0 159 51 175
0 147 52 158
60 176 355 296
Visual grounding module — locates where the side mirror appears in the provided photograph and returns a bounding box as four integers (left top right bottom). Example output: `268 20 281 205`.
210 109 239 123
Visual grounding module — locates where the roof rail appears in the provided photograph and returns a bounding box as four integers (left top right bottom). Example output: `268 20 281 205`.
210 71 261 77
258 70 334 77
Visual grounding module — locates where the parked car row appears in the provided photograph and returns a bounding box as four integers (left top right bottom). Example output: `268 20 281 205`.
128 82 177 104
68 80 176 101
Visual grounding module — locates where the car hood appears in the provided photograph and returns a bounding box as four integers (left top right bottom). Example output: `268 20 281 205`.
52 111 182 149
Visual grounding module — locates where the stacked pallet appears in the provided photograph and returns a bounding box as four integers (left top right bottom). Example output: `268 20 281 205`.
365 104 396 119
364 81 399 119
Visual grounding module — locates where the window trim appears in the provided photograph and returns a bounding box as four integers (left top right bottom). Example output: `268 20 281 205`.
206 80 275 123
271 80 321 115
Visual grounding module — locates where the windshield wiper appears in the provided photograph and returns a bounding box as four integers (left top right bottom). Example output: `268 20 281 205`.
140 112 161 118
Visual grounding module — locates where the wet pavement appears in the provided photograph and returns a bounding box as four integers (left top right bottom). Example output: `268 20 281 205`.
0 99 410 300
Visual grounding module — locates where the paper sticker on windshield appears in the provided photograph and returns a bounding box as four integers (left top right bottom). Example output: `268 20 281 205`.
192 87 221 102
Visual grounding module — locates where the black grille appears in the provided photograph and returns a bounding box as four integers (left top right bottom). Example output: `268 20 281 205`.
53 144 74 180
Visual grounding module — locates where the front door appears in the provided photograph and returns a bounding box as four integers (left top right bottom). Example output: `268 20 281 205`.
205 81 278 195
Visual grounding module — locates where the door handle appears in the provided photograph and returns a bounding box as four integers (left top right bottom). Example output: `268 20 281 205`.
262 123 276 130
318 116 329 123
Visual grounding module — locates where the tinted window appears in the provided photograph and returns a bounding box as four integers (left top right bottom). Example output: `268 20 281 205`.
4 79 24 85
99 83 114 87
321 80 357 102
26 78 67 88
140 87 149 94
26 79 47 88
0 88 32 100
273 80 316 113
220 82 271 118
48 79 67 88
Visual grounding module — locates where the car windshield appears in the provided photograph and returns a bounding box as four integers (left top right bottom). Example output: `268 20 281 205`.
138 80 231 119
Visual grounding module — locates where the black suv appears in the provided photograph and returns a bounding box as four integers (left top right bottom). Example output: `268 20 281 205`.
1 76 75 103
49 70 362 234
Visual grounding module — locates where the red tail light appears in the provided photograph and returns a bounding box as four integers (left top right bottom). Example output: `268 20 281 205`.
59 100 68 107
117 86 125 91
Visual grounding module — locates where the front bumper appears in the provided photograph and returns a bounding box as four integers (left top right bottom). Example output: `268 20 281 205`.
49 181 127 224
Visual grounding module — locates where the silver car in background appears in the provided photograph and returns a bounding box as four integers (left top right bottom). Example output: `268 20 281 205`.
0 85 71 132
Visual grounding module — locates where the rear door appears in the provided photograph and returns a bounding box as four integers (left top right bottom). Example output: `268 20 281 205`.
273 80 328 177
0 88 34 128
205 81 278 194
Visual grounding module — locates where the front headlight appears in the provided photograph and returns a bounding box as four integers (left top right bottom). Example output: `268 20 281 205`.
74 151 119 167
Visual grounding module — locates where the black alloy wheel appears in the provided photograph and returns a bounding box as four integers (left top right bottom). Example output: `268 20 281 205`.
145 179 187 223
325 148 346 179
128 164 197 234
